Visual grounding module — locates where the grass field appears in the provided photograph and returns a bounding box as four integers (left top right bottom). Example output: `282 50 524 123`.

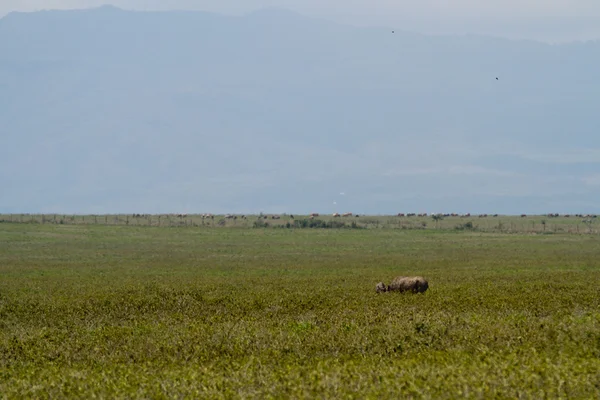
1 222 599 398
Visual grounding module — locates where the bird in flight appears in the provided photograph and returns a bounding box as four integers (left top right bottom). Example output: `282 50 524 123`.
496 77 499 80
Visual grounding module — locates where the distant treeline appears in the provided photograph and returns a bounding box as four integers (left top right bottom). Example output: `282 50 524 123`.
0 213 598 234
254 218 364 229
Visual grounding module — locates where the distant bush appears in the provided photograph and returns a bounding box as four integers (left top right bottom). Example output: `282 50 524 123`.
278 219 365 229
455 221 474 231
253 220 270 228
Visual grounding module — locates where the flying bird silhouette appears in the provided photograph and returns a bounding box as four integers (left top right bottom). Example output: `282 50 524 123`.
496 77 499 80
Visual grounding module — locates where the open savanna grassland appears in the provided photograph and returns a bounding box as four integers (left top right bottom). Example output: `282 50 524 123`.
1 213 597 234
0 223 599 399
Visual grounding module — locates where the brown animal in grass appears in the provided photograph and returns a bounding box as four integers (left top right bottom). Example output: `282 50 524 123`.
376 276 429 294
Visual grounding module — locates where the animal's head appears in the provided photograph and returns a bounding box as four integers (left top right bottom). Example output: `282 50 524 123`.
375 282 388 293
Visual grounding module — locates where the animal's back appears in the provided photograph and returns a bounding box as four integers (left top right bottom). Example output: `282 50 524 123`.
388 276 429 293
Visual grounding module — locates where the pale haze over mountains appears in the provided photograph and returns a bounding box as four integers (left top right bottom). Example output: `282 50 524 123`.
1 4 599 214
4 0 600 42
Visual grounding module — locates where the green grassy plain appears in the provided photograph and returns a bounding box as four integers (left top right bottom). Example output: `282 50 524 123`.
0 223 599 398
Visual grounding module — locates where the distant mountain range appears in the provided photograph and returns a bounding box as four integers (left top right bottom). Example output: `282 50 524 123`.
2 6 599 214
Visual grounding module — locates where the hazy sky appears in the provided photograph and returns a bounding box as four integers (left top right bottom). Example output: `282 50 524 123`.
3 1 600 41
4 0 599 16
2 0 600 214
